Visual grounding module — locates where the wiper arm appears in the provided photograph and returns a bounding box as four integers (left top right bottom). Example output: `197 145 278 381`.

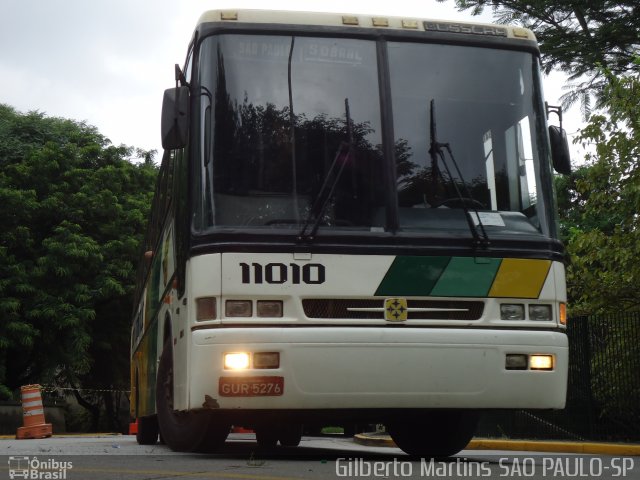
429 99 490 249
297 98 354 243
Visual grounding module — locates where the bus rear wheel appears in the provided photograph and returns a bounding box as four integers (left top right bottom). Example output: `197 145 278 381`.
388 410 479 458
156 340 229 452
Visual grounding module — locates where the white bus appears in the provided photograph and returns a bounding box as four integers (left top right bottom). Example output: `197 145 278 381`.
130 9 571 456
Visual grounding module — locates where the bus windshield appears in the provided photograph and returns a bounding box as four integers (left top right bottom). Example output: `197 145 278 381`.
194 34 554 238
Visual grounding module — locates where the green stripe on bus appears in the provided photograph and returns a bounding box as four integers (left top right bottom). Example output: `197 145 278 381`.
430 257 502 297
375 256 451 296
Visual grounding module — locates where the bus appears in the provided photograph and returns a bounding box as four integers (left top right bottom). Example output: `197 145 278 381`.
130 9 571 456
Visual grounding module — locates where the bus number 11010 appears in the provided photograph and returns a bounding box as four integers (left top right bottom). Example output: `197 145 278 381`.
239 262 326 285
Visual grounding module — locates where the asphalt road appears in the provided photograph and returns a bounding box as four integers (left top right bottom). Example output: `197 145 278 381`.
2 434 638 480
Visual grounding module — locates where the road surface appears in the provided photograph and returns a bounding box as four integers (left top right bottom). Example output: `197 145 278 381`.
2 434 638 479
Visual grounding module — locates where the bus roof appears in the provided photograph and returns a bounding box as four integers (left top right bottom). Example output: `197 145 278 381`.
196 9 536 42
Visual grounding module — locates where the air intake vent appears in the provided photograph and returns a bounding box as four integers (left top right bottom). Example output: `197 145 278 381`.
302 299 484 320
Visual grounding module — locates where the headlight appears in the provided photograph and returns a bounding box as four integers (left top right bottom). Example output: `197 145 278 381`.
257 300 283 318
226 300 252 317
224 352 250 370
195 297 216 321
530 354 554 370
529 304 552 321
500 304 525 320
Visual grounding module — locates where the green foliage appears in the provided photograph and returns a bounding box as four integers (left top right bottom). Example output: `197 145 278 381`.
438 1 640 111
588 317 640 433
0 105 157 415
559 70 640 315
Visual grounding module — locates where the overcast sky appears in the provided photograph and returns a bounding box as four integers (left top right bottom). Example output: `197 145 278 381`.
0 0 580 161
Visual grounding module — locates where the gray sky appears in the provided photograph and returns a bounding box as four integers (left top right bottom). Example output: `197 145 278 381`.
0 0 579 161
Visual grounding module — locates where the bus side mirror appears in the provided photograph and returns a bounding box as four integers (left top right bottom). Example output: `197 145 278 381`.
161 86 190 150
549 125 571 175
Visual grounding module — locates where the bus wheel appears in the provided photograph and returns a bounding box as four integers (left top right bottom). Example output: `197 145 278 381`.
388 411 479 458
136 415 158 445
255 427 279 450
156 340 221 452
279 424 302 447
195 423 231 453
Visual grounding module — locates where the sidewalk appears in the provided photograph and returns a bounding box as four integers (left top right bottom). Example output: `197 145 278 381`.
354 433 640 456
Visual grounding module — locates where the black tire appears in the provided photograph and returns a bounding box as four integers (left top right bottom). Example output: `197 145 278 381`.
255 427 279 450
343 424 356 437
136 415 158 445
156 340 228 452
388 411 479 458
279 424 302 447
195 423 230 453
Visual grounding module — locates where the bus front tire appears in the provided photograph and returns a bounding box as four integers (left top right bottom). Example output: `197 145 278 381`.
279 424 302 447
388 410 479 458
255 427 279 449
156 340 229 452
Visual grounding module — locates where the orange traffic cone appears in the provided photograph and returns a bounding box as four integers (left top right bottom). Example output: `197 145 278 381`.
16 384 53 439
129 419 138 435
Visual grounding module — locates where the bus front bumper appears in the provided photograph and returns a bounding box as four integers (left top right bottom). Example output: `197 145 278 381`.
189 327 568 411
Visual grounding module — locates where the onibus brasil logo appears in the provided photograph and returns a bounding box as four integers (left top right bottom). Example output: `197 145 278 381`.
8 457 72 479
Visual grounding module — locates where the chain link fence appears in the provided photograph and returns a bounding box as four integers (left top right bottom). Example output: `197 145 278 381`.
478 313 640 442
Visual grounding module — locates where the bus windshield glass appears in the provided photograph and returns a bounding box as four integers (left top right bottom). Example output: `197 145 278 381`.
194 34 554 238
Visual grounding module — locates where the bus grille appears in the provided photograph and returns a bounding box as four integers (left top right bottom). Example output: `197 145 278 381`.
302 299 484 320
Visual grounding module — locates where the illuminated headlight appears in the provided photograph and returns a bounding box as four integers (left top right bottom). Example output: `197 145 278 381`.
226 300 252 317
529 304 552 321
500 304 525 320
257 300 283 318
530 354 554 370
224 352 250 370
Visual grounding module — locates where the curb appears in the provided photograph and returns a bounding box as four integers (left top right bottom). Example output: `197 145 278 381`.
354 434 640 456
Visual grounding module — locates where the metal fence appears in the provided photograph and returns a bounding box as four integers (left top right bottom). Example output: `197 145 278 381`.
477 313 640 442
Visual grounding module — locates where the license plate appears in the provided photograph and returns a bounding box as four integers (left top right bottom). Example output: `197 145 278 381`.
219 376 284 397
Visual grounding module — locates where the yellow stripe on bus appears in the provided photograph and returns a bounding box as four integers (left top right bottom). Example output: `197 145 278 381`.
488 258 551 299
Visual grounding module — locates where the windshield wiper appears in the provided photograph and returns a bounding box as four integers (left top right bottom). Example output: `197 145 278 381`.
297 98 354 243
428 99 490 249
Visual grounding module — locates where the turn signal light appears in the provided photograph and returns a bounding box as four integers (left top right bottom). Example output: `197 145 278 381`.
559 303 567 325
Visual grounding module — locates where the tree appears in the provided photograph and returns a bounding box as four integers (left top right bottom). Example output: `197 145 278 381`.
0 104 157 429
560 67 640 315
438 1 640 111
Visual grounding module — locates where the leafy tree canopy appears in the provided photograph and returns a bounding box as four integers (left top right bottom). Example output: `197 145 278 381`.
438 0 640 111
0 104 157 425
557 68 640 314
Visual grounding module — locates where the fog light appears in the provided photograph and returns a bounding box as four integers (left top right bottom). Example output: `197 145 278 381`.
196 297 216 321
257 300 283 318
500 304 525 320
224 352 250 370
253 352 280 369
505 354 528 370
530 354 554 370
226 300 252 317
529 304 552 321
